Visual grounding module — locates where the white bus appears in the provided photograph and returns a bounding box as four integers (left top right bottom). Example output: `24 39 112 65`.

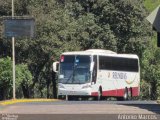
53 49 140 100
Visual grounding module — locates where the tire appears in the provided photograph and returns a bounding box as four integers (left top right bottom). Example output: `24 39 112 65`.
57 95 64 100
117 88 128 101
97 88 102 101
68 96 78 101
128 88 132 100
123 88 129 101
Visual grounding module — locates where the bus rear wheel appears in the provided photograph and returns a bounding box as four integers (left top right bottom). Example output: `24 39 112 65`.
128 88 132 100
121 88 130 101
117 88 128 101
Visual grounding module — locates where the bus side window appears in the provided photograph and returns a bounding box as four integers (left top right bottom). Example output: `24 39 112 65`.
92 55 97 83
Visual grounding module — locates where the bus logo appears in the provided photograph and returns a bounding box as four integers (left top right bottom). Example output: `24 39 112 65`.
112 72 127 79
125 79 134 84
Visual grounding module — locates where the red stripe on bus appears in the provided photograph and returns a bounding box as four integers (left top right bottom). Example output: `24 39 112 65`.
91 87 139 97
131 87 139 96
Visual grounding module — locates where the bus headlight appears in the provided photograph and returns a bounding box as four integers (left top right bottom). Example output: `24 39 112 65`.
59 84 65 89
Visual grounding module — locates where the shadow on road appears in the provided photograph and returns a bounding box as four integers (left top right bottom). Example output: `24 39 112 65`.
119 102 160 114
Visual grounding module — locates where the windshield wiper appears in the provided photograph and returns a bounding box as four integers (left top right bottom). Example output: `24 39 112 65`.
65 71 74 84
65 64 79 84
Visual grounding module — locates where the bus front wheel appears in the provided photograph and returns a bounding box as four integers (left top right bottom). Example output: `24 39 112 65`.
123 88 129 100
97 88 102 101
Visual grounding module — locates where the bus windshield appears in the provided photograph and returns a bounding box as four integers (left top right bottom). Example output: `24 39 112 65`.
59 55 91 84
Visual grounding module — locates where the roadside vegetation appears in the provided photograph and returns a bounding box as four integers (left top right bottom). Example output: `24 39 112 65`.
144 0 160 12
0 0 160 100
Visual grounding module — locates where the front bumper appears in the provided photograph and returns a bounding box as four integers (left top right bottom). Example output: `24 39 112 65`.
58 88 91 96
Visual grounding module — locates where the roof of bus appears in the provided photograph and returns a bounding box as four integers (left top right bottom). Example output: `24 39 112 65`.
62 49 139 59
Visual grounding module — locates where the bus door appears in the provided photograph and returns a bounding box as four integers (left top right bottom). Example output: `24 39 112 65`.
91 55 98 93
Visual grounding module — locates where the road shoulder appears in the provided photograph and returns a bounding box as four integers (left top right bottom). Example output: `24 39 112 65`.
0 99 59 106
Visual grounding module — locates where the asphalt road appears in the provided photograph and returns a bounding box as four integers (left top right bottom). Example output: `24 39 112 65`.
0 100 160 120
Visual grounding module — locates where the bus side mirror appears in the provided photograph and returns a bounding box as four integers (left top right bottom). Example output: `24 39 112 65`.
53 62 59 73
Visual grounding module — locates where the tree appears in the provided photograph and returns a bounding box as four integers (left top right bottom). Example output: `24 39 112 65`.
0 57 12 100
0 0 155 99
0 57 33 99
16 64 33 98
141 36 160 100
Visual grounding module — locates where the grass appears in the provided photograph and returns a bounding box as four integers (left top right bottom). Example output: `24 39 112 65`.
144 0 160 12
0 98 59 106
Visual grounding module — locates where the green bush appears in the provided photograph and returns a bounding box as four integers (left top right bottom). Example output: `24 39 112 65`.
140 80 151 100
0 57 33 100
0 57 12 100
